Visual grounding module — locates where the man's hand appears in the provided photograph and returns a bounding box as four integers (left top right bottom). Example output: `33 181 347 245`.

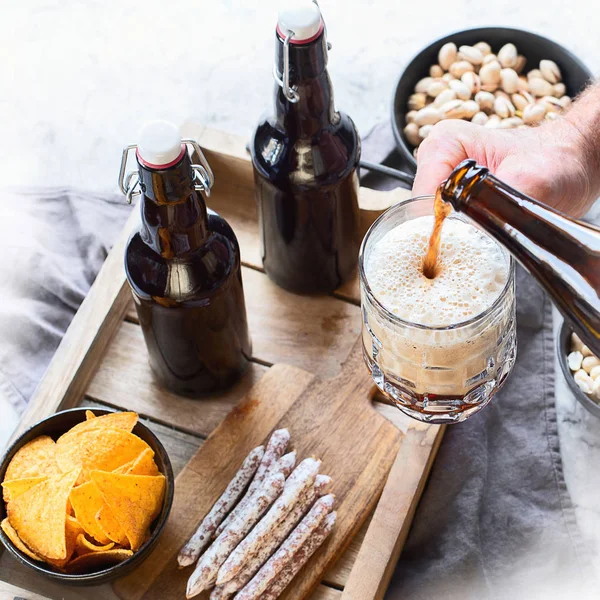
413 85 600 218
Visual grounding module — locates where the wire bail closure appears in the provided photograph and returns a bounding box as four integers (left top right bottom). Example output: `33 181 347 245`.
118 139 215 204
273 30 300 104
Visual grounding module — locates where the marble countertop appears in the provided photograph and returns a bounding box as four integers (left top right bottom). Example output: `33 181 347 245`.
2 0 599 578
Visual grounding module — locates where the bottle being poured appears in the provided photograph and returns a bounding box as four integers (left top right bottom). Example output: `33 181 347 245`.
429 158 600 356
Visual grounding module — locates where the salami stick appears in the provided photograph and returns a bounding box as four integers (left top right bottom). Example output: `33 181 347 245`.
216 458 321 586
186 470 285 599
177 445 264 568
234 494 335 600
214 429 290 538
213 472 333 597
261 512 337 600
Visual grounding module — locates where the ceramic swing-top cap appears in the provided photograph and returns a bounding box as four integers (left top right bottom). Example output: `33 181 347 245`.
277 0 323 42
137 120 183 168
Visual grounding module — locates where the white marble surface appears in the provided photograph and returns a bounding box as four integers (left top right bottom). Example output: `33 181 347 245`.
1 0 600 580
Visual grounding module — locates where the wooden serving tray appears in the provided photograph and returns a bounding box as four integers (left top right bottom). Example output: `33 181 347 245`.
0 125 444 600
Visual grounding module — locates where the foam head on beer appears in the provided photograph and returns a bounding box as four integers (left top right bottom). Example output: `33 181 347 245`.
366 216 509 327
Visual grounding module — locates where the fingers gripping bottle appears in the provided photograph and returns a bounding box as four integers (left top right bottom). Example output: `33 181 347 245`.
120 121 251 395
251 0 361 294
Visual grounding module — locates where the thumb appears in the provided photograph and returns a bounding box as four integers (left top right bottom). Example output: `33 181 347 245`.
412 124 471 196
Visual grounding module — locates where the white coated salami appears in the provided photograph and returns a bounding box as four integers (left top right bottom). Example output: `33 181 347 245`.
261 512 337 600
185 470 285 598
177 445 264 568
214 473 324 596
214 429 290 538
216 458 321 586
234 494 335 600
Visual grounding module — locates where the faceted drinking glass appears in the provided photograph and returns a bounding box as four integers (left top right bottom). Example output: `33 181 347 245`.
359 196 517 424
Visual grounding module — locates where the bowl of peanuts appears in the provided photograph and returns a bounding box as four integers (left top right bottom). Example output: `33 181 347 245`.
559 322 600 419
392 27 592 169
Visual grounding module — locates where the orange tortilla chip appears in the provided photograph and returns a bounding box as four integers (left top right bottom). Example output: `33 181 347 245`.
113 448 158 476
5 436 60 480
59 411 138 441
79 429 151 480
85 410 96 420
69 482 111 545
65 548 133 574
45 515 84 569
1 518 44 562
55 413 139 476
91 471 165 551
7 468 79 560
57 428 150 482
95 504 129 547
2 476 47 504
74 533 114 556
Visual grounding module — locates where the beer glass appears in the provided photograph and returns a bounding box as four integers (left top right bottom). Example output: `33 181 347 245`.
359 196 517 424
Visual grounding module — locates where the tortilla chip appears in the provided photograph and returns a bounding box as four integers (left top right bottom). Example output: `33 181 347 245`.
57 428 150 483
61 411 138 439
79 429 151 480
95 504 129 547
113 448 158 477
85 410 96 420
65 548 133 574
55 412 139 475
69 481 111 545
7 468 79 560
4 436 60 480
1 518 44 562
2 476 47 504
74 532 114 556
91 471 165 551
45 515 84 569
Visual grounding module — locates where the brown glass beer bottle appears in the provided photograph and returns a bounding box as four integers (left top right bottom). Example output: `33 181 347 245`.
440 159 600 356
120 121 251 396
250 0 361 294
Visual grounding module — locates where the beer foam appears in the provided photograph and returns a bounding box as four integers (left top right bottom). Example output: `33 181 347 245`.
365 216 508 327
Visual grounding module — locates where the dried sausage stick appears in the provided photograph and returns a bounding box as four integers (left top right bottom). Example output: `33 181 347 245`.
185 470 285 599
261 512 337 600
214 429 290 538
250 429 291 492
277 451 297 479
216 458 321 586
211 472 333 598
234 494 335 600
177 445 264 569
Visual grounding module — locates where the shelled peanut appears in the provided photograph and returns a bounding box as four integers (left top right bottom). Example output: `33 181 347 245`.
568 332 600 401
405 42 572 152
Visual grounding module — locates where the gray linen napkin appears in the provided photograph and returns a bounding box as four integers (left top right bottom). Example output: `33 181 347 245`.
359 123 597 599
0 188 130 447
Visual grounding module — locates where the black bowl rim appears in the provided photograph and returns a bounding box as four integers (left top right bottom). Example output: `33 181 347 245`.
0 407 175 583
557 321 600 419
391 25 594 169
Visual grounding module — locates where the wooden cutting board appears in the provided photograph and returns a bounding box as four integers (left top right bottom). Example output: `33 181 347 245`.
113 338 403 600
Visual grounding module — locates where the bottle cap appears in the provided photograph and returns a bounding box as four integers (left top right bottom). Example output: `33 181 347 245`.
137 120 184 168
277 0 323 43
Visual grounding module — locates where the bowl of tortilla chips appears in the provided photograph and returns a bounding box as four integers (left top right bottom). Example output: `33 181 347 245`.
0 408 174 584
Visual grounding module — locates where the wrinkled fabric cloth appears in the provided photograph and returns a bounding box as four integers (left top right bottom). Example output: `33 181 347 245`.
0 188 130 447
358 122 597 599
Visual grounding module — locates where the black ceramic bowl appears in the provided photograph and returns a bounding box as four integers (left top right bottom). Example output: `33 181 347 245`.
392 27 593 170
0 407 174 585
558 321 600 419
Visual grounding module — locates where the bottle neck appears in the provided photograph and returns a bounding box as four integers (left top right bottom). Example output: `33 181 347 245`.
137 152 209 257
274 30 335 136
441 159 600 355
